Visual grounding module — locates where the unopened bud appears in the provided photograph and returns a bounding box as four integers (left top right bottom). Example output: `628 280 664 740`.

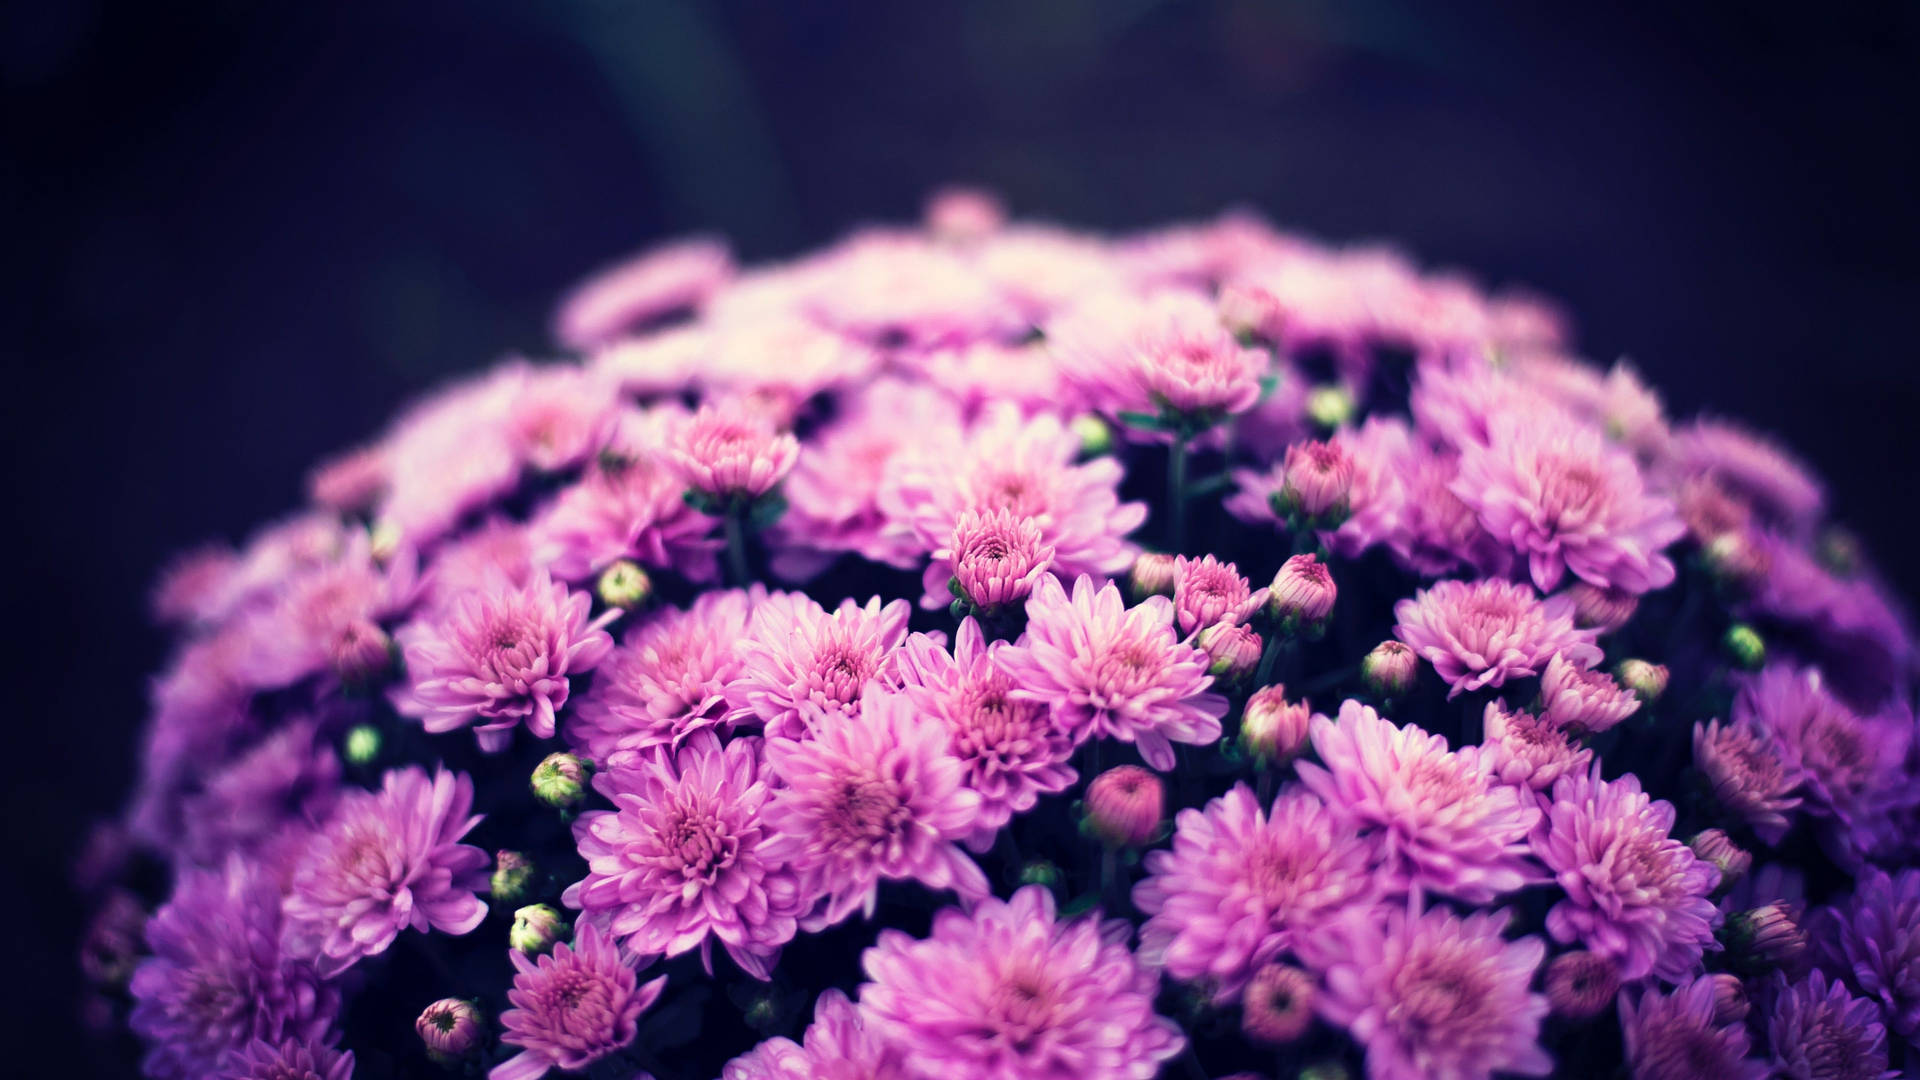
1241 963 1317 1045
1268 554 1336 634
1723 903 1808 975
1275 439 1354 525
369 519 403 565
1723 624 1766 670
1018 860 1064 888
596 560 652 610
491 850 534 905
1130 552 1179 600
1543 950 1621 1020
329 618 393 687
1687 830 1750 895
342 724 382 767
1197 622 1263 683
1083 766 1164 848
1707 973 1749 1026
1613 659 1669 702
531 753 591 808
1304 384 1355 430
1705 531 1771 591
1071 414 1114 458
1240 685 1312 766
1218 283 1282 342
510 904 570 956
1361 640 1418 699
1567 582 1638 633
416 998 484 1062
925 186 1005 243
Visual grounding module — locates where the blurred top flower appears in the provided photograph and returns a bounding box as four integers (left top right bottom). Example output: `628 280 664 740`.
670 399 801 501
1050 289 1265 430
996 573 1228 772
1618 976 1767 1080
1813 868 1920 1049
1664 419 1825 533
1765 969 1897 1080
553 236 733 350
1393 577 1600 698
217 1038 354 1080
1736 665 1911 841
531 405 718 584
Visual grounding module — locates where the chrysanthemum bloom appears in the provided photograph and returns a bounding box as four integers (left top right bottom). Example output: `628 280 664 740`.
568 588 758 766
670 399 801 500
217 1038 354 1080
1537 651 1640 736
282 766 489 976
1278 438 1354 520
530 416 719 583
891 620 1077 850
393 567 616 752
1766 970 1898 1080
128 859 339 1080
1297 700 1541 903
1454 413 1683 594
419 517 535 612
1241 963 1317 1045
500 365 624 474
1392 577 1600 698
720 989 911 1080
1308 905 1551 1080
1379 442 1508 577
565 736 803 980
1532 765 1721 982
1543 950 1622 1020
1268 553 1336 628
1665 418 1825 531
1813 869 1920 1047
859 885 1186 1080
1135 785 1379 999
996 574 1228 771
1084 765 1165 847
726 592 911 741
416 998 485 1060
1618 977 1768 1080
152 544 242 626
1692 716 1803 845
943 507 1055 611
1172 553 1259 636
1567 581 1639 633
1736 665 1910 836
179 719 341 867
762 686 988 931
231 534 419 690
1050 288 1265 431
1482 701 1593 794
1239 684 1313 764
493 923 668 1080
554 236 732 349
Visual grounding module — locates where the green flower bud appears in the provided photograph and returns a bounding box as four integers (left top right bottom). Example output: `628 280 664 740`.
596 559 652 610
530 753 591 808
1305 383 1356 429
1071 414 1114 458
491 850 534 905
1723 624 1766 670
342 724 382 767
509 904 569 956
1017 860 1064 888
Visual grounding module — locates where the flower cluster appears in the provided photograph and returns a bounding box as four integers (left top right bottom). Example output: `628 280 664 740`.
91 190 1918 1080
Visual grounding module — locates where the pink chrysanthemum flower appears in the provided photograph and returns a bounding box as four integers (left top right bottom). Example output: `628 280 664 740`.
228 531 417 689
373 363 533 545
720 989 910 1080
1537 651 1640 736
1051 289 1266 428
859 884 1186 1080
393 567 617 752
1618 977 1768 1080
1411 357 1566 451
699 319 884 420
891 620 1078 850
1814 868 1920 1048
1307 905 1551 1080
151 544 242 627
1382 442 1509 578
501 365 623 474
421 517 535 613
1453 412 1683 594
1532 764 1722 982
1172 553 1261 636
307 441 390 514
1133 785 1380 1000
1665 418 1825 532
761 686 989 931
568 588 759 767
995 574 1228 771
941 508 1056 611
1693 716 1803 845
1392 577 1600 698
531 408 718 583
492 923 667 1080
1297 700 1541 903
553 235 733 349
1766 969 1898 1080
1736 665 1911 835
217 1038 355 1080
880 404 1146 609
282 766 489 977
803 231 1024 348
564 735 802 980
669 399 801 500
1481 700 1593 794
725 593 912 741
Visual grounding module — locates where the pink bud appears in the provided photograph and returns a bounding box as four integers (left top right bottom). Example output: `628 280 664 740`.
1130 552 1179 599
328 618 393 687
1567 581 1638 633
1280 439 1353 519
1687 829 1750 892
1269 554 1336 627
1614 659 1669 702
416 998 485 1058
1197 622 1263 682
1218 283 1284 341
1084 766 1164 847
1240 685 1312 765
1707 973 1749 1026
1544 950 1621 1020
1241 963 1317 1045
925 186 1006 243
1360 640 1417 698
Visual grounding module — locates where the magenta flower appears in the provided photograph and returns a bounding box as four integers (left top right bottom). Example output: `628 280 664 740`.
1736 665 1910 836
530 412 718 583
891 620 1078 850
1051 288 1265 428
1173 553 1260 636
1455 412 1683 594
996 573 1228 771
1297 699 1541 903
217 1038 354 1080
1665 418 1825 531
1618 977 1768 1080
1280 438 1354 518
565 735 802 980
859 885 1186 1080
420 517 535 613
1814 869 1920 1048
941 507 1055 611
1766 969 1897 1080
1268 552 1336 625
553 235 732 349
762 685 989 931
568 587 758 767
720 989 910 1080
1532 764 1721 982
492 923 667 1080
1134 785 1379 1000
393 567 616 752
725 592 912 741
282 766 489 976
1308 905 1551 1080
230 533 418 689
1392 577 1600 698
1693 715 1803 845
1481 700 1592 794
1537 651 1640 736
670 399 801 500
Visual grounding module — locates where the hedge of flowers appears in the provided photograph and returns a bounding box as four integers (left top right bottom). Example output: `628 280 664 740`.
76 187 1920 1080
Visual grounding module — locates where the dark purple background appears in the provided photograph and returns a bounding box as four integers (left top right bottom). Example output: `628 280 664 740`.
6 2 1917 1073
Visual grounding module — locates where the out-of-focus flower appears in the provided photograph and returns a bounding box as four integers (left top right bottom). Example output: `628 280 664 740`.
1616 658 1669 701
1084 765 1165 848
1693 716 1803 845
555 236 733 349
1765 969 1898 1080
1566 581 1639 633
1813 869 1920 1048
217 1038 354 1080
1618 977 1768 1080
1241 963 1317 1045
1543 950 1621 1020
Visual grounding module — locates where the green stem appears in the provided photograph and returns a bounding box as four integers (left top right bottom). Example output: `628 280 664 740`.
723 503 751 586
1168 434 1189 554
1253 633 1288 689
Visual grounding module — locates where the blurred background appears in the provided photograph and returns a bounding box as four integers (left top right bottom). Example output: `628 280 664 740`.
6 0 1917 1071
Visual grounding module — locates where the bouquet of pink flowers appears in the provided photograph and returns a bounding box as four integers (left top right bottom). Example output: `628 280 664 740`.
81 188 1918 1080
